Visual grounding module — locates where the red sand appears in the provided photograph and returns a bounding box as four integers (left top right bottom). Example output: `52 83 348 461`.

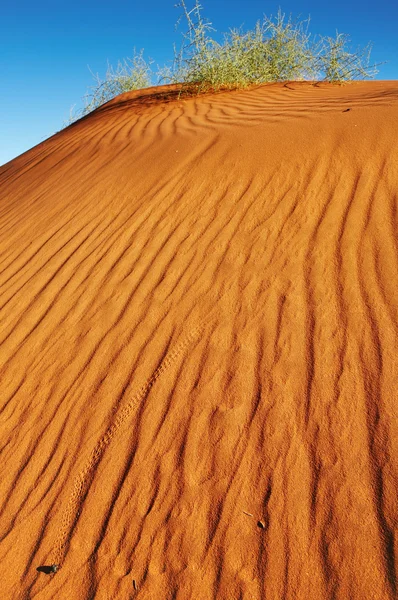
0 81 397 599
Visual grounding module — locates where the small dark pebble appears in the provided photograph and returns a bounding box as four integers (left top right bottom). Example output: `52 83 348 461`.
342 108 351 112
37 564 59 574
257 520 266 529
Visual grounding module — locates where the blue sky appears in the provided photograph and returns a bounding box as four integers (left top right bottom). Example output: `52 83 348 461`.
1 0 397 166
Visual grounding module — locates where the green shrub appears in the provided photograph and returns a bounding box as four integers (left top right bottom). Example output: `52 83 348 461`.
311 32 378 82
67 2 381 123
162 4 315 92
164 1 380 93
67 50 152 124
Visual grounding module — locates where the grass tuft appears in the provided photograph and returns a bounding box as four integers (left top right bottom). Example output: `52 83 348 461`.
66 50 152 124
66 2 382 124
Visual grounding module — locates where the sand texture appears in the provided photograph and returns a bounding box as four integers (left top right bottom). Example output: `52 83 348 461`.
0 81 397 599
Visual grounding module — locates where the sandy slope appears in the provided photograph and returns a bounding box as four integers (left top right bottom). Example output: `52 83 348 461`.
0 81 397 599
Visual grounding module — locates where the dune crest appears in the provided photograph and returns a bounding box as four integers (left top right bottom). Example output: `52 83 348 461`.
0 81 397 599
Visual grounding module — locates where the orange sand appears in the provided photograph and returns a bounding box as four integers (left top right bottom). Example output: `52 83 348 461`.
0 81 397 599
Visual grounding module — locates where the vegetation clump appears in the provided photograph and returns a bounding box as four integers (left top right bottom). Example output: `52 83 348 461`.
67 50 151 123
68 1 380 123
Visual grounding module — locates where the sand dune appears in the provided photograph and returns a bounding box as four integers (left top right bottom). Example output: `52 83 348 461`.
0 80 397 599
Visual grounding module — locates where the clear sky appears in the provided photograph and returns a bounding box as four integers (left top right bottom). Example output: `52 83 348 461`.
1 0 397 166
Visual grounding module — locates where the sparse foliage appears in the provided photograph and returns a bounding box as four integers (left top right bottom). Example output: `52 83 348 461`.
164 2 380 93
311 33 378 82
66 50 152 125
67 2 381 124
163 4 316 92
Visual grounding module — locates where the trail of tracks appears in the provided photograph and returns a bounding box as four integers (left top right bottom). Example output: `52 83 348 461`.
52 324 204 568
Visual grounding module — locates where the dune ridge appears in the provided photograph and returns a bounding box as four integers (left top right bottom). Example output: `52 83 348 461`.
0 81 397 599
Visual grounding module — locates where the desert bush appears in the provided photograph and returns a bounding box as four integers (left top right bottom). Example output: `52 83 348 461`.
311 32 378 82
163 1 380 93
161 4 315 93
67 2 381 123
67 50 152 124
